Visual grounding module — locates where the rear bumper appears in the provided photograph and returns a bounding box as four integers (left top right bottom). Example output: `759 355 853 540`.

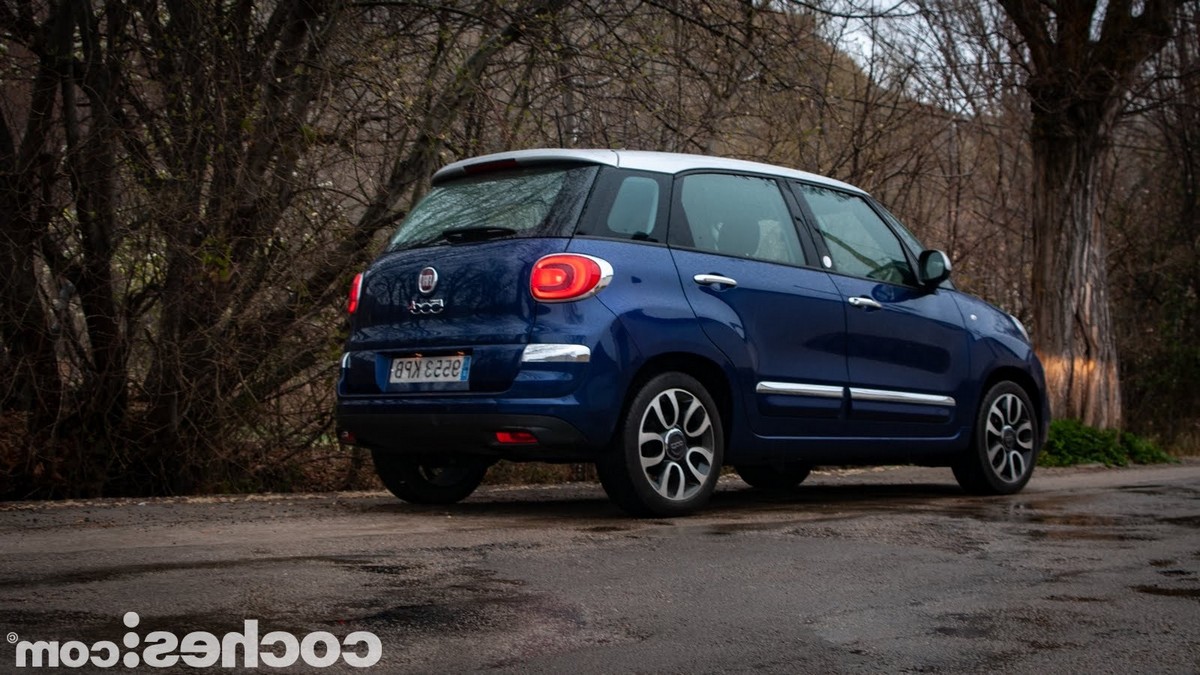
337 410 599 461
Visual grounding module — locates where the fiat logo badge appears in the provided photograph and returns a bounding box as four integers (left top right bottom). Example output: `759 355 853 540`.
417 267 438 295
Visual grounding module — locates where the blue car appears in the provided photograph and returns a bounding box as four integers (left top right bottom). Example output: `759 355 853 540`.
336 149 1049 516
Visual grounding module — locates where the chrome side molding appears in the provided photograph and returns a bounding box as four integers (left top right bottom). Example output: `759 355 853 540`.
755 381 844 399
849 387 955 407
755 381 956 408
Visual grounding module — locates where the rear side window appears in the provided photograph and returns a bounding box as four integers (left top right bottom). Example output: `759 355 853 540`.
608 178 659 236
795 184 917 286
388 166 598 251
576 168 670 242
670 173 806 266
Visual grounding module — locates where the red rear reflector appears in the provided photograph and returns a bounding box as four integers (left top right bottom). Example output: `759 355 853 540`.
347 272 364 314
530 254 610 302
464 158 520 175
496 430 538 445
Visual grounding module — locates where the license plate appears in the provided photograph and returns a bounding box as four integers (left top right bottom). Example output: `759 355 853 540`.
389 355 471 384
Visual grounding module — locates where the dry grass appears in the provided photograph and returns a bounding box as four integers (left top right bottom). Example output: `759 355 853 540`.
1166 430 1200 457
482 461 596 485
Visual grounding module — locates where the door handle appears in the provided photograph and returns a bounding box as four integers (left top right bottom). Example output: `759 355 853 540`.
693 274 738 288
848 296 883 310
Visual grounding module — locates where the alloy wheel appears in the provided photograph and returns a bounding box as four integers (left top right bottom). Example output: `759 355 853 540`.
636 387 716 502
983 392 1035 483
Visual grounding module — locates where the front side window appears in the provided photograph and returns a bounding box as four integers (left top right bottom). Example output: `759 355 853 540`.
670 173 806 266
796 184 916 285
388 166 597 251
874 202 927 257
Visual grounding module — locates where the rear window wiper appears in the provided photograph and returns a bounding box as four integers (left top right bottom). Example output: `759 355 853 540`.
440 226 517 244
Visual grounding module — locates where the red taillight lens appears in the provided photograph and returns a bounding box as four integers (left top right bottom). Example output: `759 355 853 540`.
495 430 538 445
530 254 611 302
347 272 364 314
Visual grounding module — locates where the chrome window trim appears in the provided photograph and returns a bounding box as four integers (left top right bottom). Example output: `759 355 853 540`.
521 344 592 363
755 382 845 399
849 387 956 407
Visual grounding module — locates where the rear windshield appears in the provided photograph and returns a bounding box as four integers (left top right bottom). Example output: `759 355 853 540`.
388 165 599 251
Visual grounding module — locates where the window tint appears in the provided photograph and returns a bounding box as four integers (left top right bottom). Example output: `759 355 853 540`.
797 184 916 285
874 202 926 256
576 169 669 242
672 173 805 266
607 177 659 236
388 166 597 251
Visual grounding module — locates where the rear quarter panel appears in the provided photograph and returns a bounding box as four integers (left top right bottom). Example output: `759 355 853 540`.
564 238 753 457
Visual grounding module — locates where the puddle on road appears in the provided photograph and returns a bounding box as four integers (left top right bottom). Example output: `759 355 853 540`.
939 494 1181 546
360 598 520 632
1156 515 1200 528
1044 594 1107 603
931 612 996 641
580 525 630 533
703 522 794 537
1131 585 1200 600
0 554 369 589
2 608 312 646
934 625 991 638
1117 484 1200 500
1158 569 1194 578
357 562 422 576
1025 528 1158 542
1013 513 1130 527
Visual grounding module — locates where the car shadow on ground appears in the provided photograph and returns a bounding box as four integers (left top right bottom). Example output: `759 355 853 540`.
353 480 969 521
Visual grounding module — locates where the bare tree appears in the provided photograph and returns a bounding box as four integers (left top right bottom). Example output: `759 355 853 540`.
0 0 575 497
995 0 1185 428
4 0 1194 498
1107 4 1200 446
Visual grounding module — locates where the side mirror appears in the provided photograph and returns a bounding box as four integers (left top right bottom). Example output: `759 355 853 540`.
918 249 952 288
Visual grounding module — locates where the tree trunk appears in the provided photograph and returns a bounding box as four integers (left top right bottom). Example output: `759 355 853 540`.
995 0 1182 430
1029 118 1122 428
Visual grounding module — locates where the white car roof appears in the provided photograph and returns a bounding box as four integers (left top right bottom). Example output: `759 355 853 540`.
433 148 867 195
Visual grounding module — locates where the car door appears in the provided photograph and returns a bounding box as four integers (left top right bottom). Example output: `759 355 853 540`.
667 172 849 440
790 182 970 438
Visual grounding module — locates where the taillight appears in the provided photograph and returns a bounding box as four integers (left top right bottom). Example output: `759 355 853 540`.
530 254 612 302
347 272 364 314
495 430 538 445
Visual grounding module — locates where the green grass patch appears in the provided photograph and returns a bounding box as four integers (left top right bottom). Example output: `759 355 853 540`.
1039 419 1175 467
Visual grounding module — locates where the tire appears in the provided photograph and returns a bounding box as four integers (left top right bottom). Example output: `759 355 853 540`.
597 372 725 517
953 381 1040 495
735 463 812 491
372 450 489 505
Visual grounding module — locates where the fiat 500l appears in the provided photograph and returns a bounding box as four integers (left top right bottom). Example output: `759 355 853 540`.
336 149 1048 516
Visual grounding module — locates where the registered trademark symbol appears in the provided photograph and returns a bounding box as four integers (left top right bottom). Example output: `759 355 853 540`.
6 631 16 644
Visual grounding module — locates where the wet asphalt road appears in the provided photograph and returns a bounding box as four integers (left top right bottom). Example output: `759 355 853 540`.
1 461 1198 674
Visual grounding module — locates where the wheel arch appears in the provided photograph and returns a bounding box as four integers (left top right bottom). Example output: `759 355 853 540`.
622 352 737 448
980 366 1046 446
